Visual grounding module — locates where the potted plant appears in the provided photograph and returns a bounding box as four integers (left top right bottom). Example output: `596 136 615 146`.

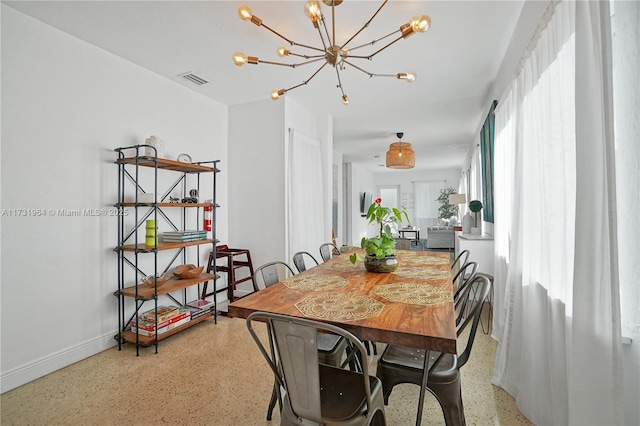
349 198 409 272
468 199 483 234
436 187 458 224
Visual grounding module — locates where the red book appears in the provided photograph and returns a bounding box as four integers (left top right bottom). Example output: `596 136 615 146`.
131 311 190 331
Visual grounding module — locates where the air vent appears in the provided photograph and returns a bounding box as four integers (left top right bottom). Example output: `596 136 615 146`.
178 72 209 86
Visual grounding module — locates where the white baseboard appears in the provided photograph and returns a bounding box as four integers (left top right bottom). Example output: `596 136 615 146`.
1 332 116 394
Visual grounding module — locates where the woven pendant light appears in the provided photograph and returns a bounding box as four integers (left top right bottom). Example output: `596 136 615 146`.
386 133 415 169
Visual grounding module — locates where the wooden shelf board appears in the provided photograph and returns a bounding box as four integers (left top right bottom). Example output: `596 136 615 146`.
120 312 214 346
119 273 215 298
119 239 215 252
117 156 217 173
119 202 214 208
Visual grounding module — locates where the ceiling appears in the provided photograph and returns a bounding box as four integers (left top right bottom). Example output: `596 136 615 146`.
5 0 527 172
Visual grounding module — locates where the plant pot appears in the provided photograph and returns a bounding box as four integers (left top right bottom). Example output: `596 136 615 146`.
364 254 398 273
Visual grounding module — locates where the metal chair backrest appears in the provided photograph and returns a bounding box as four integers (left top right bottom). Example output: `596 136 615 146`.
452 261 478 302
252 261 295 291
452 273 492 367
246 312 383 425
451 249 470 272
319 243 340 262
292 251 319 273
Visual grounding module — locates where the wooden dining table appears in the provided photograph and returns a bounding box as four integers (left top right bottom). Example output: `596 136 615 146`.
228 249 456 425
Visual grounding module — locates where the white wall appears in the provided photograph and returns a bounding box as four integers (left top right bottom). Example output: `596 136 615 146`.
228 97 332 269
228 99 285 271
0 6 228 392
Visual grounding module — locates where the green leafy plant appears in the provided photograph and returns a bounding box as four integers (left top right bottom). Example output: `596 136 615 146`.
437 187 458 220
349 198 409 264
468 199 483 227
468 199 483 213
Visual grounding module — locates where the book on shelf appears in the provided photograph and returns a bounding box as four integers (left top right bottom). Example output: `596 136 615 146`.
131 315 191 336
131 311 190 331
186 299 216 312
182 305 212 319
162 236 207 242
162 230 207 237
139 305 182 324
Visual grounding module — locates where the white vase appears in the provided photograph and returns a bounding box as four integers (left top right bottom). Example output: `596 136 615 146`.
462 212 473 234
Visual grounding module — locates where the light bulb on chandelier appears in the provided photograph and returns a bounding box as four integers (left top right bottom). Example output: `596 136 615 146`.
233 0 431 104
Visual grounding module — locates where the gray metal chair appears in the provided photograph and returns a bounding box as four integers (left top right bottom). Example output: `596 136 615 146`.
452 261 478 301
319 242 340 262
292 251 319 273
247 312 387 426
451 250 470 273
376 274 492 426
252 261 353 420
252 261 296 291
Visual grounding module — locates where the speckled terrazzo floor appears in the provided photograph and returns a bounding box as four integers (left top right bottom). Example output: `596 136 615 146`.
1 310 532 426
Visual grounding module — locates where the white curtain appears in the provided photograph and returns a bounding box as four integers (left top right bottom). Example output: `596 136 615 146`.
468 145 482 205
413 181 445 230
491 1 624 425
286 129 325 262
458 172 468 218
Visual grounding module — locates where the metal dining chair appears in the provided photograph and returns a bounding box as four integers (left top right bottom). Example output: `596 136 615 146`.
292 251 319 273
451 250 470 273
452 261 478 300
319 242 340 262
375 274 492 426
247 312 387 426
252 261 296 291
252 261 354 420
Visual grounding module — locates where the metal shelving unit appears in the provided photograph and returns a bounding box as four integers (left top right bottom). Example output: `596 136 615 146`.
114 144 220 355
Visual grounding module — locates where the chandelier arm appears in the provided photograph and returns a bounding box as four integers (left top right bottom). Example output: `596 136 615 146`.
340 0 389 50
288 52 326 60
282 62 330 94
290 40 326 54
260 57 326 68
346 34 404 60
317 15 330 51
341 60 407 80
260 22 325 53
331 1 336 46
334 67 346 97
344 29 400 53
259 22 295 45
342 59 374 78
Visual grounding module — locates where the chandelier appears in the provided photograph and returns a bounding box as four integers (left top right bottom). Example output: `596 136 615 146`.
386 132 415 169
232 0 431 105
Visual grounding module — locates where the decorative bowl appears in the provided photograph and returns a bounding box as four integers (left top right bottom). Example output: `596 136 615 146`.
173 264 204 279
141 274 170 288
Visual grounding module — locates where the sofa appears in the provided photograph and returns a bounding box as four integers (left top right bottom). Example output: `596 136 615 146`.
426 226 455 249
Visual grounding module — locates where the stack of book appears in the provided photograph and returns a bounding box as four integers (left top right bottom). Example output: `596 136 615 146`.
130 305 191 336
162 230 207 242
185 299 216 319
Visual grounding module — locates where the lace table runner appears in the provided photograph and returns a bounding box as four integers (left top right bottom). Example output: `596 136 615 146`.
374 283 452 306
295 294 385 321
401 253 451 265
322 261 366 272
281 274 348 291
393 266 451 280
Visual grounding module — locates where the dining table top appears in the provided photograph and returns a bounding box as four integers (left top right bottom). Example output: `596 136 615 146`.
227 249 457 355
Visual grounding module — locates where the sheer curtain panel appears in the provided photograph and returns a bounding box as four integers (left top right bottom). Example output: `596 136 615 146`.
413 181 445 230
286 129 325 262
491 1 624 425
